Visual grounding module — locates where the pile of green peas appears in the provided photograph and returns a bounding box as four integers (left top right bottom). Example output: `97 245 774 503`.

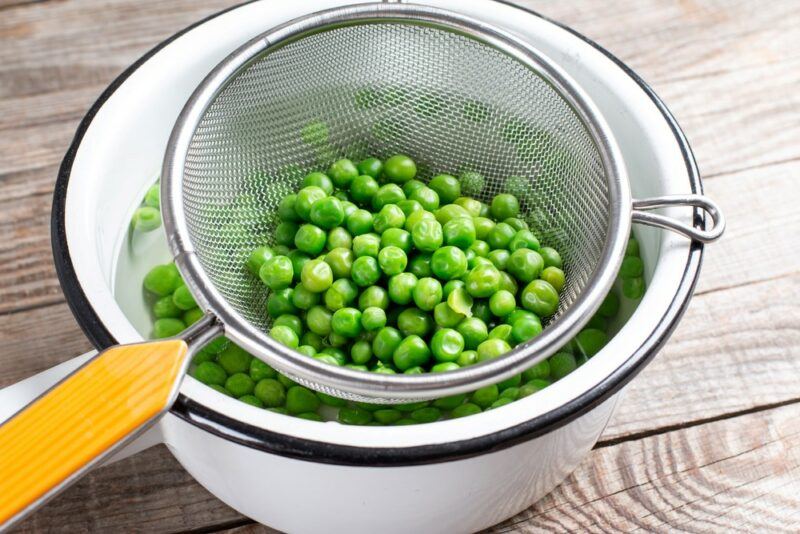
140 154 646 424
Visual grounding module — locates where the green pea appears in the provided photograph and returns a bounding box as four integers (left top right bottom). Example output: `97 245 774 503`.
294 224 326 255
193 361 227 386
306 305 333 336
486 222 515 250
346 209 374 236
411 406 442 423
300 259 333 293
411 219 444 253
431 246 468 280
271 325 299 348
324 247 354 279
471 385 499 408
465 264 501 298
317 391 347 407
435 204 471 226
512 315 543 344
286 250 310 281
539 247 562 268
380 228 412 252
428 174 461 204
620 256 644 279
350 339 374 364
353 233 380 258
459 171 484 197
278 194 300 223
273 245 290 256
404 209 436 232
397 199 423 219
372 184 406 211
290 284 319 310
373 409 403 424
387 273 418 305
549 352 577 380
487 249 510 270
328 158 359 188
431 328 465 362
341 201 357 218
457 317 489 350
143 263 182 297
218 344 252 374
598 292 620 318
301 331 325 351
361 306 387 331
246 246 275 276
254 379 285 406
443 217 476 249
393 335 431 371
469 255 493 270
295 186 327 221
183 308 203 326
349 175 380 205
374 204 406 233
489 290 516 317
372 327 404 362
259 256 293 290
267 288 297 317
540 266 566 292
402 179 426 197
446 286 473 317
409 277 441 312
408 253 433 278
488 324 513 344
521 279 560 317
351 256 381 287
434 301 465 328
238 395 264 408
297 345 317 357
473 217 495 240
286 386 321 414
338 406 374 425
309 196 345 230
490 193 520 220
471 300 492 324
409 186 440 211
326 227 352 250
451 402 482 418
453 197 482 217
326 332 349 348
509 230 540 252
443 279 465 298
397 308 433 337
357 157 383 179
225 373 255 397
575 328 608 357
457 350 478 367
507 248 545 283
358 285 389 310
303 171 334 195
377 246 407 276
132 206 161 232
331 307 363 337
477 338 511 361
153 295 182 319
623 277 645 299
273 221 297 246
383 154 417 183
144 182 160 208
488 397 514 410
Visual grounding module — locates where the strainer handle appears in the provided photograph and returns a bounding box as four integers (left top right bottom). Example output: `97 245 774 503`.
632 194 725 243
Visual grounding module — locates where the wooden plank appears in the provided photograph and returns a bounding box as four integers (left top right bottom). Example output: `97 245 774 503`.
489 402 800 532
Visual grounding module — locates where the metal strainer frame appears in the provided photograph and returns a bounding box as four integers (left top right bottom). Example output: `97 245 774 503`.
162 2 723 402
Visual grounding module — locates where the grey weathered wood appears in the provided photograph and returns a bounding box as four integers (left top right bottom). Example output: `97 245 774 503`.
1 0 798 532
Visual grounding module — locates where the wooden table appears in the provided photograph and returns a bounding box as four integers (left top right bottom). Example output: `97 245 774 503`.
1 0 797 531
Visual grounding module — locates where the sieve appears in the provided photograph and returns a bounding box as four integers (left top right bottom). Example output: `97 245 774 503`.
0 2 723 527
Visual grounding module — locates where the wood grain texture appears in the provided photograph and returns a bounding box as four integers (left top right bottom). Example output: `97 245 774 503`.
0 0 797 532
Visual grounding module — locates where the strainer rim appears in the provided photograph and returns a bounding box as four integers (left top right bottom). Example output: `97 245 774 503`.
162 2 631 401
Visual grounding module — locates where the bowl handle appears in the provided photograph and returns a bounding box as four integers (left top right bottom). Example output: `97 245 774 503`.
0 339 189 529
632 194 725 243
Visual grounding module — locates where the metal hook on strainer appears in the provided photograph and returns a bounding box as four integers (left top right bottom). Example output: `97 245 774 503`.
0 3 724 526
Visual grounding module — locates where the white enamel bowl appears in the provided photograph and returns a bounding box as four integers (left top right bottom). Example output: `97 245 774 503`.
1 1 706 532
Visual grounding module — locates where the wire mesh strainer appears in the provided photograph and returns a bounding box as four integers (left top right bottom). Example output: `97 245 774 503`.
162 2 723 402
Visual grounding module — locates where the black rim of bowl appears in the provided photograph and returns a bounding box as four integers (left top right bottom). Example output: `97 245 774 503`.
51 0 705 466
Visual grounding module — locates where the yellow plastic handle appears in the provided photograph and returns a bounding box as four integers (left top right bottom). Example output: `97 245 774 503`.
0 340 189 527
